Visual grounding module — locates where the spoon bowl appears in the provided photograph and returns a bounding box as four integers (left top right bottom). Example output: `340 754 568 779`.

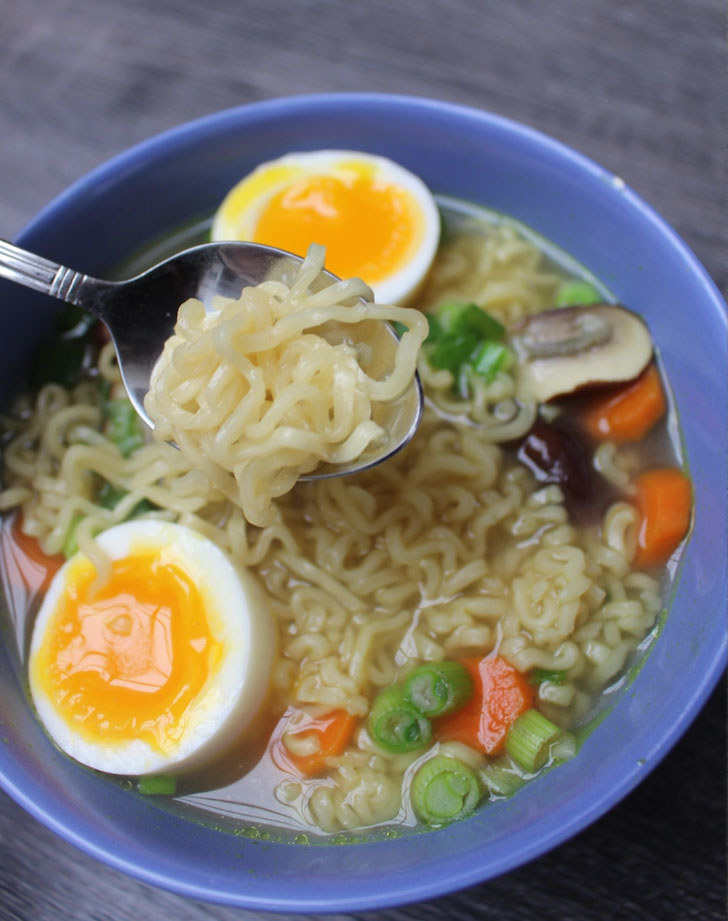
0 238 423 479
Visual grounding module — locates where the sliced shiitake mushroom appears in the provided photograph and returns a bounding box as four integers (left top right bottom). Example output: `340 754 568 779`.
513 304 653 403
516 418 614 523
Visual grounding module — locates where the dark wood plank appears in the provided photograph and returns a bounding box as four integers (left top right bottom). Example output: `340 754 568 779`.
0 1 724 919
1 0 723 285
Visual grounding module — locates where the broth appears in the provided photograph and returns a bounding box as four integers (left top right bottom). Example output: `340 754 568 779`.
0 198 689 841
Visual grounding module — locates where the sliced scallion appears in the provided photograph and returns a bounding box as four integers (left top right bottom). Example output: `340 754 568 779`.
55 303 96 338
411 755 481 825
470 340 512 383
428 331 479 377
61 513 85 559
137 774 177 795
433 299 470 334
424 312 444 343
505 708 561 773
528 668 568 686
554 280 601 307
369 686 432 753
96 480 156 518
425 300 508 393
104 398 145 457
479 760 526 799
402 661 474 718
97 377 112 401
434 300 504 340
96 481 129 510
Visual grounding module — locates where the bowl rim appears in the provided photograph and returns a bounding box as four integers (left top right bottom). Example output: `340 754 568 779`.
3 91 727 913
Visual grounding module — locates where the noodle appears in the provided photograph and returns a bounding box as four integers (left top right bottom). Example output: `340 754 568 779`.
0 215 669 835
144 244 428 526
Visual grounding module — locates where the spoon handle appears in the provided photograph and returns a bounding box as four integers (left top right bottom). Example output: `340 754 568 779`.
0 238 101 314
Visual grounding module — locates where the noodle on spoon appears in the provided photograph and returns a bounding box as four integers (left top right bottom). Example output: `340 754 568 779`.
144 245 428 525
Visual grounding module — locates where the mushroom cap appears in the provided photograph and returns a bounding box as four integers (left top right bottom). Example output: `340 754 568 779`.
513 304 653 403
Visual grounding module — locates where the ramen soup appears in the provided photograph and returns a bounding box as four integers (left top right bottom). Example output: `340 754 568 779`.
0 173 692 837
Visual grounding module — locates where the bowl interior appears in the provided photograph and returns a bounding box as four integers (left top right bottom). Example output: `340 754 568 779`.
0 94 725 913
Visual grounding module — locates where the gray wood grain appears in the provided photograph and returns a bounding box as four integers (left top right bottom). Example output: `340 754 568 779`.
0 1 725 919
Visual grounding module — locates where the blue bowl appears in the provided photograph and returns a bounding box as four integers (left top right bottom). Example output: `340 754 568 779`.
0 94 725 913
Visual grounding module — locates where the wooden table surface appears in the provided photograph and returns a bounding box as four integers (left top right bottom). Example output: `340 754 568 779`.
1 1 725 919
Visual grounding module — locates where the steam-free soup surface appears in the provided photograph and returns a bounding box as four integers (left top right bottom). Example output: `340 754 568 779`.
0 196 689 839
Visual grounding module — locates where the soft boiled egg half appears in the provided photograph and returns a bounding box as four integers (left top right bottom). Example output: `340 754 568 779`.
211 150 440 305
29 520 274 777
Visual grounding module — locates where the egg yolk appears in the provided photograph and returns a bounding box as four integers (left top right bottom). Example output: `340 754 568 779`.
32 552 223 755
252 164 424 284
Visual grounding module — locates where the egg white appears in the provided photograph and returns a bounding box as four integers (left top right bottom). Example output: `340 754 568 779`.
29 520 275 777
211 149 440 306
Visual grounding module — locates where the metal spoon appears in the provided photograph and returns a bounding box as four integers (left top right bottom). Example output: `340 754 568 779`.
0 238 423 479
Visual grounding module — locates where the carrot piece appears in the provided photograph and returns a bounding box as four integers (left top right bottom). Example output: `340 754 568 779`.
279 709 358 777
581 363 666 443
434 656 534 756
8 515 64 595
633 467 692 567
